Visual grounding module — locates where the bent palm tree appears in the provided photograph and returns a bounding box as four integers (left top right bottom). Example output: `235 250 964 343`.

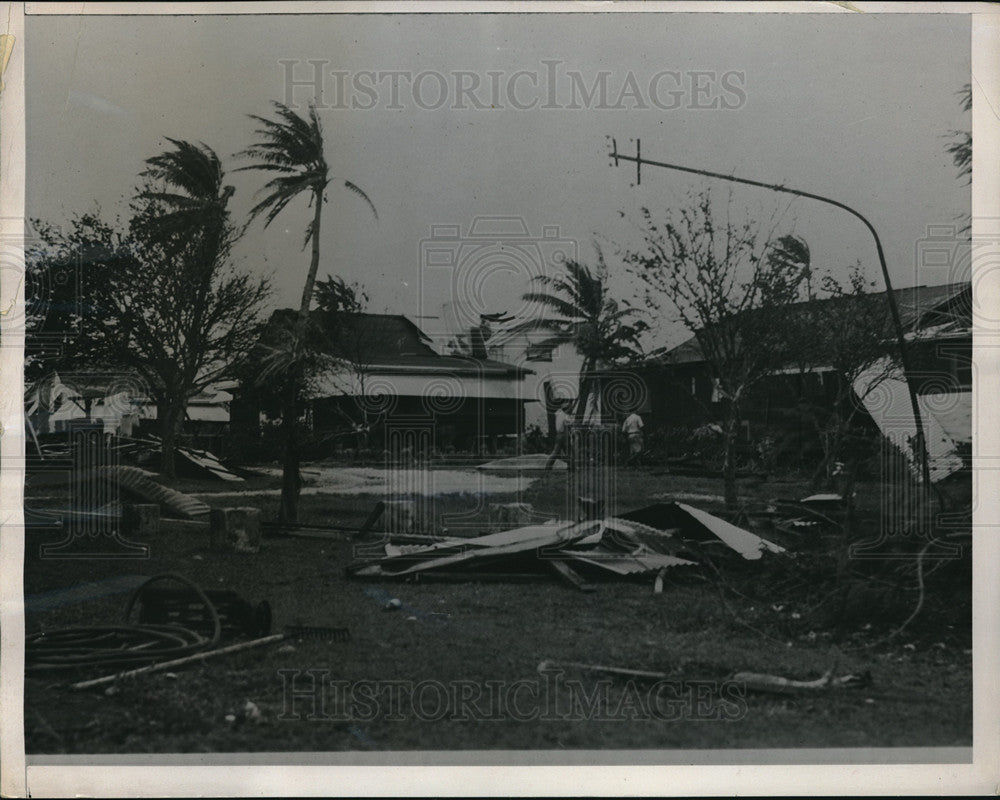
236 100 377 522
134 139 236 477
236 100 376 320
522 250 646 424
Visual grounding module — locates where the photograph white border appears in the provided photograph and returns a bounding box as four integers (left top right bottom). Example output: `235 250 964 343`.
2 2 998 796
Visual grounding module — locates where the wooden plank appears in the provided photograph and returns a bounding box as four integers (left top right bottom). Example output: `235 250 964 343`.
546 559 597 592
71 634 286 690
355 501 385 540
539 659 671 681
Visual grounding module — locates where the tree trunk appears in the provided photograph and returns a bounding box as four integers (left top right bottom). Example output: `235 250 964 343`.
280 185 324 523
298 188 324 318
543 380 556 443
575 361 594 424
835 464 858 586
810 403 855 491
722 405 740 511
158 399 184 479
279 380 301 524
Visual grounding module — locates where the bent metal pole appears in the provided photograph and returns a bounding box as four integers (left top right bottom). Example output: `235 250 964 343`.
609 137 933 490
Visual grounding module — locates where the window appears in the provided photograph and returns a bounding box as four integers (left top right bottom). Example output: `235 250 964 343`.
526 343 554 362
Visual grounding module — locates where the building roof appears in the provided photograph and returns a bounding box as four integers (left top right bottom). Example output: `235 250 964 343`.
265 309 531 378
268 309 439 359
648 282 970 367
365 354 531 377
485 318 588 352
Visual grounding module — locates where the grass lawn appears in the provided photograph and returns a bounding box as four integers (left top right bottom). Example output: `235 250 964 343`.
22 466 972 754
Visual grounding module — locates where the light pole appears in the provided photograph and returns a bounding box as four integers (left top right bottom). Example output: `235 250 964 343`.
609 137 933 491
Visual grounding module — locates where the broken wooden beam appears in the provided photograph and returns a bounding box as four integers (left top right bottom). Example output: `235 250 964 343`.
546 558 597 592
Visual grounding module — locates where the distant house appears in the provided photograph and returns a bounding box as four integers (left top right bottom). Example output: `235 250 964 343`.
484 318 585 433
25 372 235 453
636 282 971 478
237 311 533 453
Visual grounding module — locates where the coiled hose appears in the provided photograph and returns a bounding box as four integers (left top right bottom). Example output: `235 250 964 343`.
25 573 221 673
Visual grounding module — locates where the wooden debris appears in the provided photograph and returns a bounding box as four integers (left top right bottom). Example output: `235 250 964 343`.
546 559 597 592
732 669 872 695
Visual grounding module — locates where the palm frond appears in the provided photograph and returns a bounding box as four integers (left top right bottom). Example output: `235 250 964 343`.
141 139 224 200
342 180 378 221
521 291 585 322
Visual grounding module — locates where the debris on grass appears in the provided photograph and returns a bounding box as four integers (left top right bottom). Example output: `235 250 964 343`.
477 453 566 471
347 501 785 586
617 503 785 561
97 465 210 519
537 659 672 681
538 659 872 696
733 668 872 695
799 493 844 504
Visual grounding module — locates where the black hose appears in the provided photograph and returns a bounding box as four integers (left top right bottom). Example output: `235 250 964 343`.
25 573 222 672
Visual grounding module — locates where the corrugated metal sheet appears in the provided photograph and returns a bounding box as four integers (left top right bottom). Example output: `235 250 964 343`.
555 551 696 575
855 362 970 481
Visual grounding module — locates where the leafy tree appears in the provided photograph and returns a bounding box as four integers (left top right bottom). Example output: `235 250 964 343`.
26 213 127 383
784 264 897 489
314 274 368 316
622 188 808 509
236 101 377 522
522 248 647 424
26 140 270 477
129 139 261 476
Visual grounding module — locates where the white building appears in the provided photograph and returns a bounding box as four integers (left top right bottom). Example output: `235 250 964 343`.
485 319 585 433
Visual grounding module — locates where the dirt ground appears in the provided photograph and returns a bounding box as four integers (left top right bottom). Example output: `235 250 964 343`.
22 468 972 754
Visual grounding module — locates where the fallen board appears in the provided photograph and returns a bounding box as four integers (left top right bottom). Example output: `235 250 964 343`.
349 520 602 577
175 445 243 482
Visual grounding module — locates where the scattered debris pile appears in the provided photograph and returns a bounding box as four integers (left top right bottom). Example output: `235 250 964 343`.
102 465 211 519
348 501 786 587
27 433 243 483
111 436 244 482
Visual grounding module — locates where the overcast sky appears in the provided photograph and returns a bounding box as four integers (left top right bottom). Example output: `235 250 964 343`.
25 10 971 349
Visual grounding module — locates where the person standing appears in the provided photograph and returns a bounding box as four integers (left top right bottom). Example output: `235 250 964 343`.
545 400 572 471
622 408 645 465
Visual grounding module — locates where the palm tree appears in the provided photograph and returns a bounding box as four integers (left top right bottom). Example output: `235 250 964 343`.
236 101 376 321
522 250 646 425
235 100 377 522
138 138 233 251
133 139 236 478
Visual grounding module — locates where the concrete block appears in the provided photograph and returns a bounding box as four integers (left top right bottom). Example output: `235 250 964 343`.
122 503 160 536
489 502 536 529
209 506 262 553
383 500 417 534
